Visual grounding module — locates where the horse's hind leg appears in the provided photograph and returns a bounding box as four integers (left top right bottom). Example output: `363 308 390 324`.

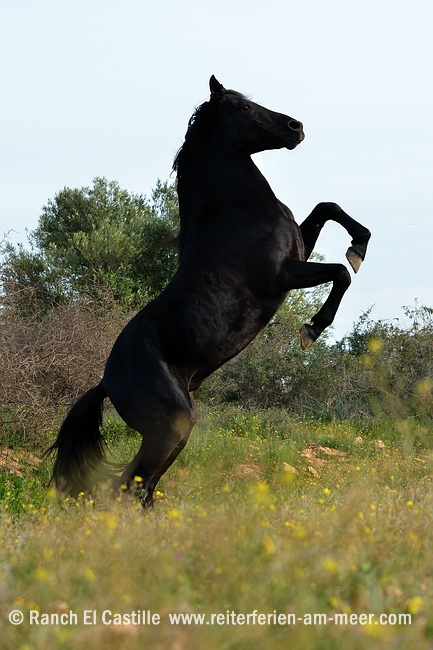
140 434 191 508
116 406 195 509
137 398 198 507
103 318 197 509
299 202 371 272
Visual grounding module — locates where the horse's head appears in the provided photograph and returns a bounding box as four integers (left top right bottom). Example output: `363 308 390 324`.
209 76 305 154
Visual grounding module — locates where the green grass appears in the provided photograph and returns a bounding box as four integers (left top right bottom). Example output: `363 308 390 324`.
1 406 433 649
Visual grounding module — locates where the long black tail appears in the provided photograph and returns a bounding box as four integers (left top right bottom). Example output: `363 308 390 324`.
47 381 114 497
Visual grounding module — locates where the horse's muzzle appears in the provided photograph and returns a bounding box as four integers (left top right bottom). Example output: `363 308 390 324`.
288 119 305 144
285 131 305 149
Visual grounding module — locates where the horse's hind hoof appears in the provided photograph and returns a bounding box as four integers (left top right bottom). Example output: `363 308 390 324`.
300 325 315 350
346 246 363 274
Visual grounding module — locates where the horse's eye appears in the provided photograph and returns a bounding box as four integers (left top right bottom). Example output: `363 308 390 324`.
242 104 251 112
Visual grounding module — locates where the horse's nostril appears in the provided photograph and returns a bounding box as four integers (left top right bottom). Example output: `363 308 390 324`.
288 119 302 132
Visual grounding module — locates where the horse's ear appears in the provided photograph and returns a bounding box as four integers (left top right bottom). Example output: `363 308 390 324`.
209 75 224 100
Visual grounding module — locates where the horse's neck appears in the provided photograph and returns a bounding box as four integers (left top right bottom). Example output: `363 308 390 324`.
176 144 278 262
177 140 275 212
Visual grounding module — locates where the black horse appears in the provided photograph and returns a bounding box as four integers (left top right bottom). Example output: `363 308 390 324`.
49 76 370 506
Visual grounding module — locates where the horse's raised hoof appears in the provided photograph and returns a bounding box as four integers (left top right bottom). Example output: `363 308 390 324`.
345 246 364 274
300 324 315 350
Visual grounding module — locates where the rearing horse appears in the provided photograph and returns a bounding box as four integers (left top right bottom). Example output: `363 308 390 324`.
49 76 370 506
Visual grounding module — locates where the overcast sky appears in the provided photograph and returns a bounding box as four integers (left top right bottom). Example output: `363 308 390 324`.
1 0 432 338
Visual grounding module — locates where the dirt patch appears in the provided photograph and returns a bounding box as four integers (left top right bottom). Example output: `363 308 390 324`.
0 448 41 477
301 443 348 463
232 462 263 481
301 443 348 479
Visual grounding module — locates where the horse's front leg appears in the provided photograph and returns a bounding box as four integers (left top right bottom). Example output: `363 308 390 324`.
299 202 371 273
278 258 351 349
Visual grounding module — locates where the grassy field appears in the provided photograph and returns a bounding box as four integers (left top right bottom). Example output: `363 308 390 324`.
1 406 433 649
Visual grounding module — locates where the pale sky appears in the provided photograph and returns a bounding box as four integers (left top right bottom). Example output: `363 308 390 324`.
1 0 432 338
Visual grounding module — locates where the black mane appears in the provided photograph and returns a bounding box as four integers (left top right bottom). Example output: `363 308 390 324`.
172 103 206 174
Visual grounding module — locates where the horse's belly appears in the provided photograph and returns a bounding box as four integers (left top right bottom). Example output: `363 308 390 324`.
164 286 282 370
